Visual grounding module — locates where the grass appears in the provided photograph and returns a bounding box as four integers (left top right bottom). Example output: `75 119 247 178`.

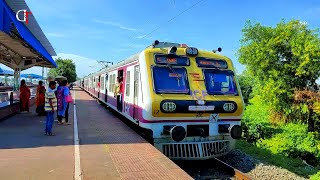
236 140 319 179
310 171 320 180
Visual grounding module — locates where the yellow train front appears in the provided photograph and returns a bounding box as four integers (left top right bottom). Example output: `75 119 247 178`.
139 41 244 160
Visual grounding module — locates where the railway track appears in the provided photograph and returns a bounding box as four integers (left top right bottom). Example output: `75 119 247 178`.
174 157 253 180
213 157 252 180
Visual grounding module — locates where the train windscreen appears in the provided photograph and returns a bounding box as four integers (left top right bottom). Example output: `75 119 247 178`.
203 69 238 95
152 66 190 94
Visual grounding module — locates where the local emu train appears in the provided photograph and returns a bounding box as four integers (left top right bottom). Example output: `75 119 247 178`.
76 41 244 160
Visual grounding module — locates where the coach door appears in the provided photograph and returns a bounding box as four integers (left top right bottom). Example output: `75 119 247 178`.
105 74 108 103
133 65 140 120
98 76 101 98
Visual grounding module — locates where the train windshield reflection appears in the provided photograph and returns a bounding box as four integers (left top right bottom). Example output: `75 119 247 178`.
152 66 190 94
203 69 238 95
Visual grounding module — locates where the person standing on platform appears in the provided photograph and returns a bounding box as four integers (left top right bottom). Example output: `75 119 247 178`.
114 77 123 111
19 79 30 112
35 81 46 115
119 77 124 109
55 79 61 122
44 81 57 136
57 80 70 125
63 81 72 125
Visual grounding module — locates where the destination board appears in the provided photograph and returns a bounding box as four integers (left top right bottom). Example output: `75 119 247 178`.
155 54 190 66
196 57 228 69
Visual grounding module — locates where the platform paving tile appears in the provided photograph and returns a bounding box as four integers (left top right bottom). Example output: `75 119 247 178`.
75 88 192 180
0 105 74 180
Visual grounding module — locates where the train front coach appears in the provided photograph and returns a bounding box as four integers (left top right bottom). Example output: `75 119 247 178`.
138 41 244 160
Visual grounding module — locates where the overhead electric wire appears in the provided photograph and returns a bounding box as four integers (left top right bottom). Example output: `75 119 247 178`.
109 0 206 64
138 0 206 39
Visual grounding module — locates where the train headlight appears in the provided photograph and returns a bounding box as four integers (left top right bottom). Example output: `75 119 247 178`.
218 124 242 139
230 125 242 139
162 102 176 112
170 126 186 142
185 47 198 56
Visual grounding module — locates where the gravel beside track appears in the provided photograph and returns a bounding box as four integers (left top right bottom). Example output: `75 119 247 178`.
218 150 308 180
177 149 310 180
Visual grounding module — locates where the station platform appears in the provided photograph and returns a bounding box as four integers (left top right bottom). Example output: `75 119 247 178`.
0 101 20 120
0 88 192 180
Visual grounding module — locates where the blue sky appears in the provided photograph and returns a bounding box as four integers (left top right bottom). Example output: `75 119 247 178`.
2 0 320 77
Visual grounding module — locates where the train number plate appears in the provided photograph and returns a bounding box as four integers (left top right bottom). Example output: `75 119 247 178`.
188 106 215 111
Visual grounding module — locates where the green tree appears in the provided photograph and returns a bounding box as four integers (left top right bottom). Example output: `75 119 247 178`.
238 20 320 114
237 70 255 105
48 58 77 82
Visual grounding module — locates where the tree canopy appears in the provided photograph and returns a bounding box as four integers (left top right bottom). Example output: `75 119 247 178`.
238 20 320 111
48 58 77 83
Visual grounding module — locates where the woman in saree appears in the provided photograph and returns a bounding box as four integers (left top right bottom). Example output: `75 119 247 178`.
36 81 46 115
57 80 70 125
19 79 30 112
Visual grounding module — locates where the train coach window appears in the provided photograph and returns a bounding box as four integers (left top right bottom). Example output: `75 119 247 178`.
101 77 104 91
203 69 238 95
126 71 130 96
109 74 115 92
109 75 112 91
152 66 190 94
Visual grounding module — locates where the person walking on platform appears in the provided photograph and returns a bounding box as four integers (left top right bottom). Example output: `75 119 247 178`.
44 81 57 136
35 81 46 116
19 79 31 112
57 80 71 125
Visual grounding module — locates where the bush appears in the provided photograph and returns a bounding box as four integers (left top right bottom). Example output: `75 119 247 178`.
242 120 275 143
242 95 275 143
310 171 320 180
258 123 320 165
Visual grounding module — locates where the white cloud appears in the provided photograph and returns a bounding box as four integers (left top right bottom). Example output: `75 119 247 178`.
135 35 147 39
134 35 155 42
93 19 137 31
47 32 65 37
